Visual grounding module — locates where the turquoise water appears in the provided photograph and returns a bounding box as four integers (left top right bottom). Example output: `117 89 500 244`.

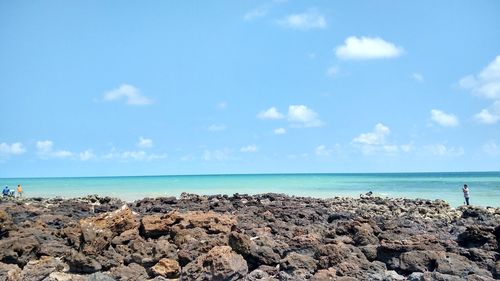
1 172 499 207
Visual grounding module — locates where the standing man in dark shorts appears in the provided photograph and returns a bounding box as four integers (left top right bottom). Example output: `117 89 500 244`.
462 184 470 205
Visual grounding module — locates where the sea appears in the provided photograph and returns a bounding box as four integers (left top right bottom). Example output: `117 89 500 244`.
1 172 499 207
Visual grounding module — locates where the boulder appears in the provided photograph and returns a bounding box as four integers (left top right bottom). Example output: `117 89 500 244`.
280 252 317 274
181 246 248 280
20 256 65 281
151 258 180 278
78 205 139 255
108 263 148 281
66 250 102 274
0 262 21 281
399 250 444 272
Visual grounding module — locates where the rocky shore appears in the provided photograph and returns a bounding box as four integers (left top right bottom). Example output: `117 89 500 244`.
0 193 499 280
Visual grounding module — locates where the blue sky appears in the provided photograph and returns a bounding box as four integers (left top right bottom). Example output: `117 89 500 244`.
1 0 500 177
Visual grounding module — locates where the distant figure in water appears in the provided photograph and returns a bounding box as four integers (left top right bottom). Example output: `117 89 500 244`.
462 184 470 206
360 191 373 198
17 184 23 197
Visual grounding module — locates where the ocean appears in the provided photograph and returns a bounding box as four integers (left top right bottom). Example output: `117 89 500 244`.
1 172 499 207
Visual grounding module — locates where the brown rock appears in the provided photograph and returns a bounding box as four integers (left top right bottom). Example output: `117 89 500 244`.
181 246 248 280
0 262 21 281
151 258 180 278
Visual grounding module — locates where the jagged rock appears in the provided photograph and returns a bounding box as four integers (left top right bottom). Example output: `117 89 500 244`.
0 193 499 280
181 246 248 280
78 205 139 255
280 252 317 275
20 256 65 281
151 258 180 278
0 262 21 281
399 250 444 272
140 210 179 238
66 250 102 274
108 263 148 280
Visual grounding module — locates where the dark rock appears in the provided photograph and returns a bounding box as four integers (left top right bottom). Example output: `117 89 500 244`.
108 263 148 281
66 250 102 274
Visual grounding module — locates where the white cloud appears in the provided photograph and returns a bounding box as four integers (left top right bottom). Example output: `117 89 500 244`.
103 149 166 161
353 123 390 146
425 144 464 156
137 137 153 148
0 142 26 156
459 55 500 100
430 109 459 127
288 105 323 127
412 73 424 82
335 36 403 60
278 10 326 30
474 100 500 125
207 124 227 132
103 84 153 106
352 124 411 155
315 145 335 157
482 141 500 156
257 107 285 120
202 148 232 161
244 7 268 21
36 140 73 159
274 127 286 135
240 145 259 153
79 150 95 161
326 66 339 78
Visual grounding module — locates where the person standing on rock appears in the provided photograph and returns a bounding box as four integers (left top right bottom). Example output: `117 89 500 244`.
462 184 470 206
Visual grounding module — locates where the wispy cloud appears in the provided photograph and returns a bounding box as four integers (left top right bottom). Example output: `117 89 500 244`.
335 36 403 60
207 124 227 132
430 109 459 127
424 144 464 157
315 144 337 157
103 148 166 161
326 66 339 78
474 101 500 124
412 73 424 82
459 55 500 100
460 56 500 124
202 148 232 161
240 145 259 153
352 123 412 155
137 137 153 148
257 107 285 120
216 101 228 110
273 127 286 135
244 7 268 21
79 149 95 161
0 142 26 156
103 84 153 106
278 10 326 30
482 141 500 156
258 105 323 128
36 140 73 159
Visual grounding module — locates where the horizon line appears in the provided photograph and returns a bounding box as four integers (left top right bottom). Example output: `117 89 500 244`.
1 170 500 180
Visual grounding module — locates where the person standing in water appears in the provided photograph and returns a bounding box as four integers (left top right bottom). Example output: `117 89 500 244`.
17 184 23 197
462 184 470 205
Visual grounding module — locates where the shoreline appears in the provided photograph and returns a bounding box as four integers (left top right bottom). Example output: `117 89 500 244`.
1 193 499 280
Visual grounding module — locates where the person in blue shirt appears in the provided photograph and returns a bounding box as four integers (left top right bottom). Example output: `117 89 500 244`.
2 186 10 197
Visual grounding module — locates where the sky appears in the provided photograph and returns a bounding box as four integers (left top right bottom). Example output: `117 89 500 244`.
1 0 500 177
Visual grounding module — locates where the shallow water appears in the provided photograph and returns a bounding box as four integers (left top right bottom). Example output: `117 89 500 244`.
1 172 499 207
